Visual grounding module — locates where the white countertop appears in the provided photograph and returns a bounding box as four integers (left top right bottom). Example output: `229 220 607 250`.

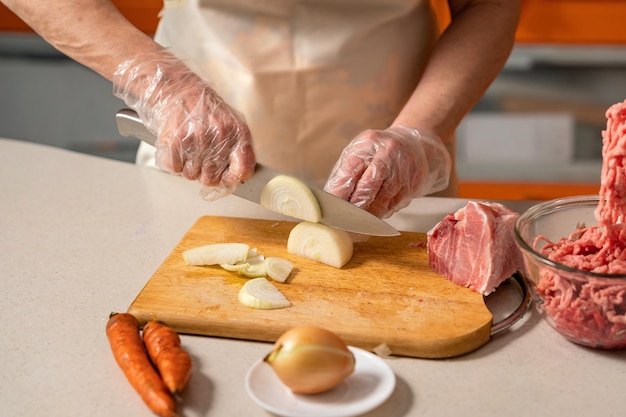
2 138 624 417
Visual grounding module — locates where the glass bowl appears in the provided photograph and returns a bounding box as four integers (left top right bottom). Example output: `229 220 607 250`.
514 195 626 349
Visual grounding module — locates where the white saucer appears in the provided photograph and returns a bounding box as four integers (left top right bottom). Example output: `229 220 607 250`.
245 346 396 417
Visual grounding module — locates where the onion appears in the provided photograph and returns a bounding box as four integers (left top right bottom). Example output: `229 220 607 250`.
264 326 355 394
264 257 294 283
219 261 250 272
183 243 249 266
238 263 267 278
219 252 294 281
220 255 265 274
287 222 354 268
260 175 322 222
238 255 267 278
373 343 393 358
238 277 291 309
185 241 295 301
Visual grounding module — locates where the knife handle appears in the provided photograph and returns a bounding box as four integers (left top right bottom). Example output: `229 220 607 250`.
116 109 157 146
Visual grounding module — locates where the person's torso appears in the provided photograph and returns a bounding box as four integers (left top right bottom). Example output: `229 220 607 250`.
154 0 439 186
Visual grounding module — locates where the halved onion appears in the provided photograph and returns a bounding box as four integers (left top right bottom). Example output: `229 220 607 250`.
260 175 322 223
287 222 353 268
238 277 291 309
183 243 249 266
265 257 294 283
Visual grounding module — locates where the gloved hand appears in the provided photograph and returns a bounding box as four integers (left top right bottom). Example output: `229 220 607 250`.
113 49 256 201
324 126 451 218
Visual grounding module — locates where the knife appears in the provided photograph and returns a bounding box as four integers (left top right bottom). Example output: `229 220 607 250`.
115 109 399 236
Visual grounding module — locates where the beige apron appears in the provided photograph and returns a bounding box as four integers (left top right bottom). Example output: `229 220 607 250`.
137 0 440 189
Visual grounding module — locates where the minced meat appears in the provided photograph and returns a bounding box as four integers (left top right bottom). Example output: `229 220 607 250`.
534 99 626 349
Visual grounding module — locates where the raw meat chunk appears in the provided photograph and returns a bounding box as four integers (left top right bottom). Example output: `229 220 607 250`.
427 201 522 295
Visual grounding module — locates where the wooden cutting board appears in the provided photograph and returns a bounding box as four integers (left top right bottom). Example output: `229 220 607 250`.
127 216 493 358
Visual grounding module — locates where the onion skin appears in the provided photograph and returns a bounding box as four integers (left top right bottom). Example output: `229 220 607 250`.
264 326 355 394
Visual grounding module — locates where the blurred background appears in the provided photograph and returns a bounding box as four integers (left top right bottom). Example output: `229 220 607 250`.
1 0 625 200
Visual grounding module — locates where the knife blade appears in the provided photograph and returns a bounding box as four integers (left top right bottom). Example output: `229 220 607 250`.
116 109 400 236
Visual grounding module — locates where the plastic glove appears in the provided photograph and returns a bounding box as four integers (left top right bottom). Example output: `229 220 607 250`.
324 126 451 218
113 49 256 201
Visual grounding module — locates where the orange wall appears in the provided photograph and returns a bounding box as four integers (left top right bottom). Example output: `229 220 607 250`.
458 181 600 201
0 1 162 34
431 0 626 45
515 0 626 45
1 1 626 43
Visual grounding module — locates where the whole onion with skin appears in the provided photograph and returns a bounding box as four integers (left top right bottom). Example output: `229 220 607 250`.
264 326 356 394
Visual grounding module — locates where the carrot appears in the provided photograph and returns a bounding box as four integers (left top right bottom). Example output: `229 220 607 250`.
142 320 193 393
106 313 177 417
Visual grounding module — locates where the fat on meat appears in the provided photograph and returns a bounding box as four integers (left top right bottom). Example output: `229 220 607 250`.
427 201 522 295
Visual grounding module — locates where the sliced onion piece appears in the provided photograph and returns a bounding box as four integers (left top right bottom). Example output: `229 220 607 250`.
219 254 267 277
183 243 250 266
239 260 267 278
265 257 294 283
287 222 353 268
373 342 393 358
220 262 250 272
260 175 322 223
238 255 266 278
238 278 291 309
245 255 265 264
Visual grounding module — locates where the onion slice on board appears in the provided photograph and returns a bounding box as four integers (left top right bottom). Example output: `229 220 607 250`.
183 243 250 266
260 175 322 223
265 257 294 283
219 262 250 272
238 278 291 309
239 256 268 278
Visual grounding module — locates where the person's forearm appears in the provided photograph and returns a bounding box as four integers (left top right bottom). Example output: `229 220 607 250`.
1 0 162 81
393 0 520 143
